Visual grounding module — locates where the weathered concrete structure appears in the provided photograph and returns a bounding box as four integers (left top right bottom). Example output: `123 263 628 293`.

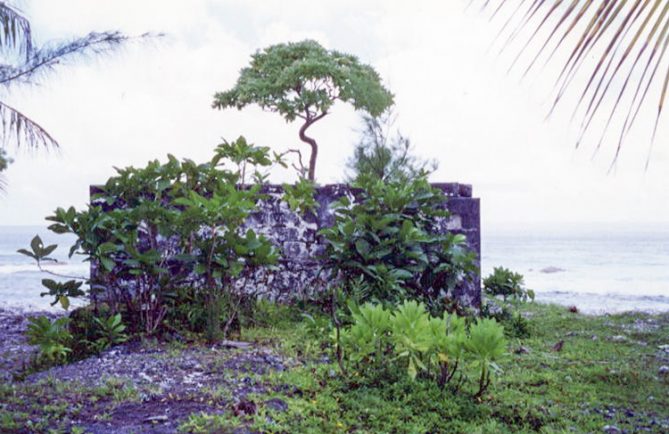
91 183 481 308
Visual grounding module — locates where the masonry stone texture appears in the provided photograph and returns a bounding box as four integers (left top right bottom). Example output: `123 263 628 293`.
91 183 481 309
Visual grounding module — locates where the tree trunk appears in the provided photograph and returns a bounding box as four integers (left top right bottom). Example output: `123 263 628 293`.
299 120 318 181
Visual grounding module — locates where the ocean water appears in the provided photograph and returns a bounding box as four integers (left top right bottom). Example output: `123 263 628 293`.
1 225 668 314
0 226 88 311
482 227 669 314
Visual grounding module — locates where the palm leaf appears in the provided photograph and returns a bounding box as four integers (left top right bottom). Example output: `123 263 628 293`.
0 100 57 150
0 2 32 59
481 0 669 167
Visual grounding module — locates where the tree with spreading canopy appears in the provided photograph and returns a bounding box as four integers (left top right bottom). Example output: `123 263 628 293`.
213 39 394 181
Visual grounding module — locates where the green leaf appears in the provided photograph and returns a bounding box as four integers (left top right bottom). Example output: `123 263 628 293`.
58 296 70 310
100 257 115 272
355 239 371 256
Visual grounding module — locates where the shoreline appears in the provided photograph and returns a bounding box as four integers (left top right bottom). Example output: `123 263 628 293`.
4 293 669 316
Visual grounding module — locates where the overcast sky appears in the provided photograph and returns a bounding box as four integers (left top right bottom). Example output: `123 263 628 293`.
1 0 668 231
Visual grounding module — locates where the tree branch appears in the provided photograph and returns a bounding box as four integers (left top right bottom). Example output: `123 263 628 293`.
299 110 328 181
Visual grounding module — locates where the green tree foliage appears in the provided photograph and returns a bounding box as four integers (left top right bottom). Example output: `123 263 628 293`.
346 110 437 183
213 39 394 181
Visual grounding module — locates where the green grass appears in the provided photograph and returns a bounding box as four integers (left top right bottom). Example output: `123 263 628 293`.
2 303 668 433
235 302 669 433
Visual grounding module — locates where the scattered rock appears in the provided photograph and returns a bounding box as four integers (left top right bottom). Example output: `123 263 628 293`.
265 398 289 412
610 335 628 342
658 365 669 376
515 346 531 354
603 425 622 434
234 399 257 416
144 415 168 424
220 340 253 350
484 299 504 316
658 344 669 353
540 266 565 274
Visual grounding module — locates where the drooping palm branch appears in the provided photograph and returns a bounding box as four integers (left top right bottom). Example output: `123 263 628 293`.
0 2 154 152
0 1 156 190
480 0 669 167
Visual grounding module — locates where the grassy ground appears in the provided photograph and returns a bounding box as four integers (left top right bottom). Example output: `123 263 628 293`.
1 302 668 433
231 302 669 433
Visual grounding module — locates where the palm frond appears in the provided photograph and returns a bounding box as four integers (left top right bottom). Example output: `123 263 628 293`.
0 2 32 60
481 0 669 166
0 30 159 150
0 100 57 150
0 31 139 87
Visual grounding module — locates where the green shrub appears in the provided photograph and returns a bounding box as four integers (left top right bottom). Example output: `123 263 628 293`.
338 301 507 398
320 176 476 315
25 316 72 365
483 266 533 302
483 267 534 338
20 137 284 340
91 314 128 352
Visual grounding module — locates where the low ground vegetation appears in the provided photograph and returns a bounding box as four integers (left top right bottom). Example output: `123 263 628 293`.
1 303 668 433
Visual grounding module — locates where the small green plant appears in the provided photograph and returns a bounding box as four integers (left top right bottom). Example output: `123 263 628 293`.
389 301 432 380
25 316 72 365
92 314 128 352
341 302 391 372
282 178 318 215
465 318 507 398
483 267 533 302
338 301 507 398
483 267 534 338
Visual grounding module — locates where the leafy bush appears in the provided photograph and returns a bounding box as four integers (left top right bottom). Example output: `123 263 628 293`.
20 137 283 340
483 266 533 302
25 316 72 365
91 314 128 352
339 301 507 398
483 267 534 338
282 178 318 215
320 177 476 315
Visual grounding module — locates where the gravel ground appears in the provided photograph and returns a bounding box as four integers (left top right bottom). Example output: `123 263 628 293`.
0 308 293 433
